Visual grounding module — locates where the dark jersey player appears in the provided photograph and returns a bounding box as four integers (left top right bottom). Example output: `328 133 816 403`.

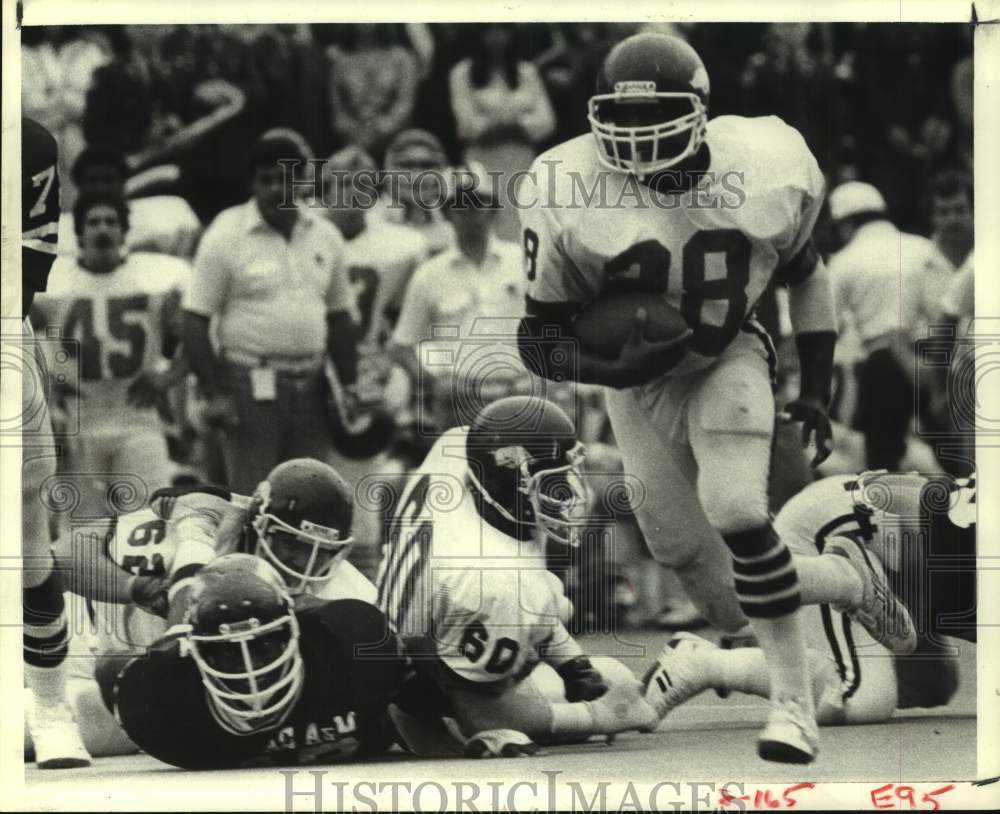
22 116 61 317
97 554 407 769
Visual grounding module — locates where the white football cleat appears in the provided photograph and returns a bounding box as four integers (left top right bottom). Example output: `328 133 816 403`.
757 696 818 764
827 538 917 655
641 633 715 729
27 699 91 769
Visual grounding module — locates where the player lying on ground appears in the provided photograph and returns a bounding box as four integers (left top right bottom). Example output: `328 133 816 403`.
377 396 659 757
29 459 373 759
516 31 843 763
644 471 973 726
96 554 407 769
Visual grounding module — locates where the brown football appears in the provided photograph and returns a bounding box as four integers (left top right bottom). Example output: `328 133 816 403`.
571 289 690 359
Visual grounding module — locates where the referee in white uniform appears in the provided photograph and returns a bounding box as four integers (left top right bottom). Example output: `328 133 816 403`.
827 182 953 471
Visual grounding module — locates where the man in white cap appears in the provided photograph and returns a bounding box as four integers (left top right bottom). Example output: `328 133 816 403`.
827 181 953 470
378 129 456 256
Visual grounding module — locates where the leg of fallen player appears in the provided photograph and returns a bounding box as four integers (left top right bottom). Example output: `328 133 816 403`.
643 633 900 727
792 538 917 655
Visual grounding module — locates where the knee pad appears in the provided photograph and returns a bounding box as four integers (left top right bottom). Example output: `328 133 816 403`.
724 525 801 618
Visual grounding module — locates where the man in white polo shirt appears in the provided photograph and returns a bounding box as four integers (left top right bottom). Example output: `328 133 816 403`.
390 165 527 435
827 181 953 471
183 134 359 494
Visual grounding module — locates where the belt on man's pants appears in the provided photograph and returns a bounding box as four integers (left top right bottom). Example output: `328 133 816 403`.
222 349 324 374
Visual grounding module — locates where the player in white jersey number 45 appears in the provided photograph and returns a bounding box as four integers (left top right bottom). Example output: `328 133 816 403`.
517 32 841 763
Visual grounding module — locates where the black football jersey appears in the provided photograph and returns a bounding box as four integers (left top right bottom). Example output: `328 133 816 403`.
107 598 406 769
21 117 61 317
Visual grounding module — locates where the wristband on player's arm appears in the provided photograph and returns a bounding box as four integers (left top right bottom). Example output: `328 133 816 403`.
794 330 837 405
555 655 608 702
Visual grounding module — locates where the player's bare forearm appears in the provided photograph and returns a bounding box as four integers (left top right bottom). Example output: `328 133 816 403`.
127 81 246 173
182 310 222 398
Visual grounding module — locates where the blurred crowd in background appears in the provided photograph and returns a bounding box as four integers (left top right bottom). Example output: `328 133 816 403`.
24 22 975 632
23 22 973 230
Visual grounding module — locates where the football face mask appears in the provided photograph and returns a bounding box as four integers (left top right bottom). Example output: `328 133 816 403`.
470 441 590 546
588 86 707 178
188 612 303 734
251 500 354 594
529 446 590 546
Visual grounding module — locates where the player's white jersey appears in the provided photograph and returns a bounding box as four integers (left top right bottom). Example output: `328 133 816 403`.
84 506 177 655
521 115 825 375
345 218 428 352
85 494 378 656
776 471 929 565
36 252 190 428
310 561 378 604
375 427 570 688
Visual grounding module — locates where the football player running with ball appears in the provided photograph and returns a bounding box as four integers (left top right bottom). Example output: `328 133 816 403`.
377 396 657 757
517 33 847 762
